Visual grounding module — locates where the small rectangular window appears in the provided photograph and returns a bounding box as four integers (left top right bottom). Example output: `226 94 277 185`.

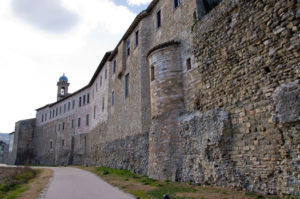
71 120 74 128
59 106 62 114
58 123 61 131
174 0 181 8
151 66 155 81
125 73 129 98
62 122 65 130
45 113 47 121
78 118 81 128
83 95 86 105
102 97 105 111
86 114 89 126
126 40 130 57
113 60 116 74
79 97 82 107
156 10 161 29
42 115 44 122
105 69 107 79
87 93 90 104
135 31 139 47
187 58 192 70
100 76 102 87
56 107 58 116
112 91 115 106
68 102 70 111
49 111 51 119
72 100 75 109
50 141 53 149
64 104 66 113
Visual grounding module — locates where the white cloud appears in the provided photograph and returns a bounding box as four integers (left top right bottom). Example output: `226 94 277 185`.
0 0 136 133
127 0 152 6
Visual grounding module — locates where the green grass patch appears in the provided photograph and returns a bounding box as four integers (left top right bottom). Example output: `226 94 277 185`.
0 167 38 199
146 184 197 199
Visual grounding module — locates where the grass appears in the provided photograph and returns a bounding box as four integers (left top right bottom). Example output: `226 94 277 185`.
79 166 295 199
0 167 38 199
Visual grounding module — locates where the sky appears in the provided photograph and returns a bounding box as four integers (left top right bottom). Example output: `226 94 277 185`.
0 0 151 133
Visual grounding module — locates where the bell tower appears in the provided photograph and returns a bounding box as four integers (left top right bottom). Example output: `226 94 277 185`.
57 73 70 101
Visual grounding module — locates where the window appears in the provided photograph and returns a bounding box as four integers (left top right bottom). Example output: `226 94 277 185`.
86 114 89 126
62 122 65 130
62 139 64 147
42 115 44 122
100 76 102 87
151 66 155 81
59 106 62 114
113 60 116 74
78 118 81 128
56 108 58 116
87 93 90 104
45 113 47 121
126 39 130 57
102 97 105 111
64 104 66 113
71 120 74 128
58 123 61 131
186 58 192 70
79 97 82 107
72 100 75 109
112 91 115 106
83 95 86 105
92 88 94 98
174 0 181 8
49 111 51 119
135 31 139 47
50 141 53 149
53 110 55 118
105 69 107 79
94 106 96 119
197 0 222 19
156 10 161 29
125 73 129 98
68 102 70 111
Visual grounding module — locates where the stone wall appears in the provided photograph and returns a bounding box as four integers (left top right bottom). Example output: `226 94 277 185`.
10 119 35 165
181 0 299 195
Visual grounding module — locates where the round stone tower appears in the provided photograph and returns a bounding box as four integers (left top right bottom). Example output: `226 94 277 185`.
57 74 69 101
147 41 185 181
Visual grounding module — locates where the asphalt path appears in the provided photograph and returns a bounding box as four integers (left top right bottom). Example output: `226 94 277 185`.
40 167 134 199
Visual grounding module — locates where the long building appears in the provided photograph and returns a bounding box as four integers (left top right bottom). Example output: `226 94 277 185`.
8 0 300 195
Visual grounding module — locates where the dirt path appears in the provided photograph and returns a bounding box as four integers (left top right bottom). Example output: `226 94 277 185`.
18 168 53 199
40 167 134 199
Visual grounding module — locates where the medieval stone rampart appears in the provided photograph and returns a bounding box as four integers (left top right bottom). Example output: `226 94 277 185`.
9 0 299 195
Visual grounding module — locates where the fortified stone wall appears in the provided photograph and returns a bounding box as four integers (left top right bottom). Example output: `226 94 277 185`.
10 0 300 196
10 119 35 165
181 0 299 195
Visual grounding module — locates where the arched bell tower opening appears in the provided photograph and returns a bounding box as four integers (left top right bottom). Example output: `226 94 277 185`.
57 73 70 101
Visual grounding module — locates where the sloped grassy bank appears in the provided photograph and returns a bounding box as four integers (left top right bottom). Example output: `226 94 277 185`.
79 166 298 199
0 167 38 199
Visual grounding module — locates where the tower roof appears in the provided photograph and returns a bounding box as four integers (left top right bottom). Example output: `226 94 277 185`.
59 73 68 83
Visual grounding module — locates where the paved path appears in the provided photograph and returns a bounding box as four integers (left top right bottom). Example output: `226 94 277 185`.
41 167 134 199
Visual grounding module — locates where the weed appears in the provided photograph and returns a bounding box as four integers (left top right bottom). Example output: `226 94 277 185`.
222 191 227 195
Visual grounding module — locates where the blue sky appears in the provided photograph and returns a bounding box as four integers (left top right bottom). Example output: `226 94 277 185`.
0 0 151 133
113 0 150 13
